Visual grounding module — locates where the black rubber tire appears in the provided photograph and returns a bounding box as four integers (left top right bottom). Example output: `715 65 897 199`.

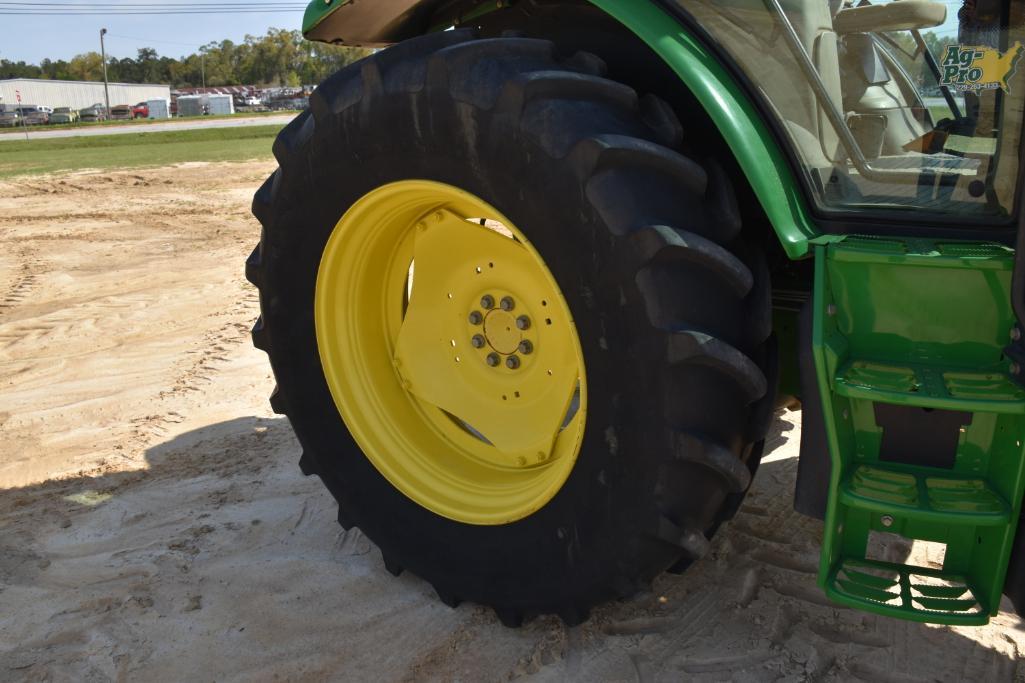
246 30 774 626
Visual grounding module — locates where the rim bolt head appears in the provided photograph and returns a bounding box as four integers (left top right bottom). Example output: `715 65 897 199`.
518 340 533 354
471 334 485 349
486 353 500 367
468 310 483 325
480 294 495 310
506 355 520 369
500 296 515 311
516 315 531 330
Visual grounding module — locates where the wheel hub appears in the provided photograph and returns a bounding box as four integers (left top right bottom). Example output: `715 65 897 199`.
483 308 521 354
314 180 586 524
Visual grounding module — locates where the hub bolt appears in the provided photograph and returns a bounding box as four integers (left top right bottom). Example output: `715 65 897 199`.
468 310 483 325
471 334 485 348
500 296 515 311
518 340 533 354
486 353 500 367
881 515 894 528
506 355 521 369
516 315 531 330
480 294 495 310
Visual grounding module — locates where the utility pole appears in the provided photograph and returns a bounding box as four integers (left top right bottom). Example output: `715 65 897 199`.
15 89 27 140
99 28 111 119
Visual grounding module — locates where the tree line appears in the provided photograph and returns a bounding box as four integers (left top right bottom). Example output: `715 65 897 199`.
0 28 373 87
1 28 956 90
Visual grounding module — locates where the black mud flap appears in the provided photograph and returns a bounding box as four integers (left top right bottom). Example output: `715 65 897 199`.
793 300 830 519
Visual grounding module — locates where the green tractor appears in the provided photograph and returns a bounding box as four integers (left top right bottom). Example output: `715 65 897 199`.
247 0 1025 626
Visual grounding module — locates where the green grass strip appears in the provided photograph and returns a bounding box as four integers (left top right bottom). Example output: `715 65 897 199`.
0 124 281 178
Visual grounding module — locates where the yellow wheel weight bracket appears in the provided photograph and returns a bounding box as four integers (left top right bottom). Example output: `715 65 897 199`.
314 180 587 524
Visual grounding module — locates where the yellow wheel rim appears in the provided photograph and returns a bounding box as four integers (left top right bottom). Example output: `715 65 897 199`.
315 180 587 525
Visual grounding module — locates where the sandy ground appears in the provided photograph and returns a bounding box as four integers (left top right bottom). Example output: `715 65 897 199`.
1 161 1023 681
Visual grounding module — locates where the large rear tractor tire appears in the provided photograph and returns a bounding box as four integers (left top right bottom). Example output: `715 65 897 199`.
246 30 775 626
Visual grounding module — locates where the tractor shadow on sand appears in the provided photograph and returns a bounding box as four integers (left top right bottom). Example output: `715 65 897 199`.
0 411 1021 680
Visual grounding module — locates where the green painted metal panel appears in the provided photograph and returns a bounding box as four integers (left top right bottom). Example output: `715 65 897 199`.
303 0 345 36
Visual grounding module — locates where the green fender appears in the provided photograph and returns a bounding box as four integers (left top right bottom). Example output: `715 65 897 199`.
302 0 820 258
590 0 816 258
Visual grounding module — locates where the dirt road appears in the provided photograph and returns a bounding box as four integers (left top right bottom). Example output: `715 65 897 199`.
1 162 1022 681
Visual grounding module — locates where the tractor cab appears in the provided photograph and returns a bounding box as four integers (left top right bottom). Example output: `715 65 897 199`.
684 0 1025 222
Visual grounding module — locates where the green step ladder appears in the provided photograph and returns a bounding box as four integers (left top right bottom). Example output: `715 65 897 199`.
812 236 1025 624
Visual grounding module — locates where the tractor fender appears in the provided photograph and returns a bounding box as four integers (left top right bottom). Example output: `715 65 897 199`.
591 0 817 259
302 0 819 259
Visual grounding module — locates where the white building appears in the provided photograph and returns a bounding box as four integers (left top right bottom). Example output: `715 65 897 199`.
0 78 170 111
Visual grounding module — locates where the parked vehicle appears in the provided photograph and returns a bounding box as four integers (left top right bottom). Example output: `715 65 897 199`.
243 96 262 106
249 0 1025 629
15 106 49 125
132 102 149 119
49 107 79 124
0 108 20 127
110 104 133 121
79 103 108 122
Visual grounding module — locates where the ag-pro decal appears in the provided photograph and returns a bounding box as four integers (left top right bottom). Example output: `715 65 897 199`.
940 42 1024 92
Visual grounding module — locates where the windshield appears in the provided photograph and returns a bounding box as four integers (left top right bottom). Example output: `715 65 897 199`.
677 0 1025 222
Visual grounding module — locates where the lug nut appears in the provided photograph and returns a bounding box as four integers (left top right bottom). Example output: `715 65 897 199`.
486 353 500 367
468 310 483 325
518 340 533 354
480 294 495 309
516 315 531 330
881 515 894 528
500 296 515 311
506 355 521 369
471 334 485 348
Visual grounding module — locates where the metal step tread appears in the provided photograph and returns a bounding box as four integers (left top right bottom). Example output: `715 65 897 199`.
834 359 1025 413
829 236 1013 270
825 557 990 625
839 464 1010 525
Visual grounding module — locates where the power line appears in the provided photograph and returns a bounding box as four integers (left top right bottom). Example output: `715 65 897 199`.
0 1 306 5
0 9 304 15
0 1 306 13
0 5 306 9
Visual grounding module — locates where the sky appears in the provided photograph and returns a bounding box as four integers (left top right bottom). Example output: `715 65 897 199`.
0 3 308 64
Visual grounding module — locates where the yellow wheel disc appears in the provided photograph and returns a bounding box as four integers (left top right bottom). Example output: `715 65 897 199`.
314 180 587 525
